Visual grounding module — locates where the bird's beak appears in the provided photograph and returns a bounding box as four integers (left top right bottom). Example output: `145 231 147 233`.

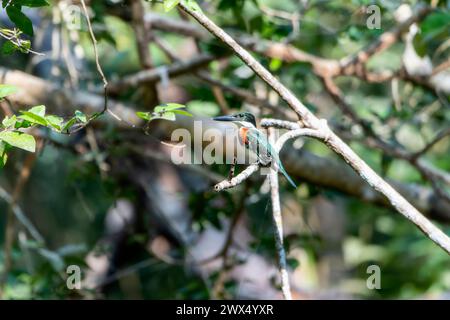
213 115 238 122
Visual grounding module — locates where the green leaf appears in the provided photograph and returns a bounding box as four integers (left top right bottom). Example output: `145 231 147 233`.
17 39 31 53
153 106 165 114
14 118 32 129
2 115 17 128
6 6 34 36
183 0 202 12
62 117 77 132
420 12 450 35
412 33 427 58
75 110 87 123
0 141 8 167
269 58 282 71
287 258 300 270
28 105 46 117
172 109 193 117
1 40 18 55
164 0 180 12
0 84 18 99
45 115 63 131
160 103 186 111
136 112 151 121
19 106 48 126
0 131 36 152
0 152 7 167
154 104 184 114
15 0 50 7
152 111 176 122
140 103 189 122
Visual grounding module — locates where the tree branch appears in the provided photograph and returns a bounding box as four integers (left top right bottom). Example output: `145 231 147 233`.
260 118 299 130
80 0 108 114
214 164 259 192
268 128 292 300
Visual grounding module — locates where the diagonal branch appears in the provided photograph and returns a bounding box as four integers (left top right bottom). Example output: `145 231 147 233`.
214 164 259 192
80 0 108 114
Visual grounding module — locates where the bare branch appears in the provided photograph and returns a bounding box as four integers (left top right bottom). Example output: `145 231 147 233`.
214 164 259 192
268 128 292 300
275 128 325 151
432 59 450 76
0 186 44 244
412 128 450 159
260 118 301 130
80 0 108 114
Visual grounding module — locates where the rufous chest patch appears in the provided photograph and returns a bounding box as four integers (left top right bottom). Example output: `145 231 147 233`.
239 127 249 145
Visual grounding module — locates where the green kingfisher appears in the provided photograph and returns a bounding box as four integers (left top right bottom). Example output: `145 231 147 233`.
213 112 297 188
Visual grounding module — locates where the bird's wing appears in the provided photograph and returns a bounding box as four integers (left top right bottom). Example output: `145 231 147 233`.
246 129 275 165
247 129 297 188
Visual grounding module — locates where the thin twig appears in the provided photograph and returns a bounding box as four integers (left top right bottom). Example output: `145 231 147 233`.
431 59 450 76
268 128 292 300
79 0 139 130
80 0 108 114
260 118 301 130
0 28 45 56
214 164 259 192
412 128 450 160
0 186 44 244
228 157 237 181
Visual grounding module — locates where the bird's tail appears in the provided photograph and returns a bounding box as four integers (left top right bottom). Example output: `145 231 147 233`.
276 160 297 188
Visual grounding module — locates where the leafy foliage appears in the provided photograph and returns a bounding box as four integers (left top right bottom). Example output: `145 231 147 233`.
0 0 49 54
136 103 192 122
0 85 100 167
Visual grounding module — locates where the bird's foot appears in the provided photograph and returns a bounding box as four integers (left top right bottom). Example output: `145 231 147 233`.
257 159 272 168
228 157 237 181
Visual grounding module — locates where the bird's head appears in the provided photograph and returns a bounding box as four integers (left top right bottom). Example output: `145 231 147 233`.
213 112 256 128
